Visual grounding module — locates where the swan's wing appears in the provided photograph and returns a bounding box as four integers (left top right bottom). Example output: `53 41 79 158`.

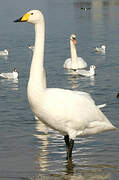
77 57 87 68
75 92 106 108
40 88 116 139
74 90 95 104
63 58 71 68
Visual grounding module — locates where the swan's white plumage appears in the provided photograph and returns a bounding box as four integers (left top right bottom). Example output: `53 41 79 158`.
15 10 116 141
64 34 87 70
75 65 96 77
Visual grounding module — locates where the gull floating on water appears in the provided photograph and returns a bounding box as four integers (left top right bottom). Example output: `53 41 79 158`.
0 49 8 56
28 45 34 51
0 68 18 79
95 45 106 54
75 65 96 77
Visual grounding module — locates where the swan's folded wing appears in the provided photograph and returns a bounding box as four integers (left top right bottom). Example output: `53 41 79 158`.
40 88 116 138
63 58 71 68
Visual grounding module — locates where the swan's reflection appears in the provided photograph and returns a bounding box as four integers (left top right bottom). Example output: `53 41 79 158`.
34 118 49 172
65 70 80 89
33 124 113 180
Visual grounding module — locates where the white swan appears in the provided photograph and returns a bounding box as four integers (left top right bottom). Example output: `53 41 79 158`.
14 10 117 160
75 65 96 77
0 68 18 79
95 45 106 54
0 49 8 56
64 34 87 70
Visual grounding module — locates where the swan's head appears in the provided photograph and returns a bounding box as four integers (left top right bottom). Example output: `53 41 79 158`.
90 65 96 70
70 34 77 45
14 10 44 24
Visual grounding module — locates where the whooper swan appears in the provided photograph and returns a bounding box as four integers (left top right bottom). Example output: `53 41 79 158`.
14 10 117 160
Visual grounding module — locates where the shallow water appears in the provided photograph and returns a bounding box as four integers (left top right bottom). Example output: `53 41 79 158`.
0 0 119 179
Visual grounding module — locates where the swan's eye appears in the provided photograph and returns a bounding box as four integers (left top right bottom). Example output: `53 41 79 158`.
31 13 34 15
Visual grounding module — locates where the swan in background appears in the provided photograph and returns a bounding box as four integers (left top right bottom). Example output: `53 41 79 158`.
0 68 18 79
0 49 8 56
75 65 96 77
63 34 87 70
95 45 106 54
14 10 117 160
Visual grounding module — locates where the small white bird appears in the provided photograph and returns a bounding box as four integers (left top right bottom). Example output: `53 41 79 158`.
75 65 96 77
95 45 106 54
0 49 8 56
28 45 34 51
0 68 18 79
64 34 87 70
14 10 117 160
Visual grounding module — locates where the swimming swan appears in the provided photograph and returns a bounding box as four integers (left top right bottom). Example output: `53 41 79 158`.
64 34 87 70
75 65 96 77
0 68 18 79
14 10 117 160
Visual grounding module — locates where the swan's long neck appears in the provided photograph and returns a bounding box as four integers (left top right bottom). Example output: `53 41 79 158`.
70 41 78 64
28 20 45 90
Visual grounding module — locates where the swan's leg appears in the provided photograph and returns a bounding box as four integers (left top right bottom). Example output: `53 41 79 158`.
64 135 69 155
68 139 74 158
64 135 74 159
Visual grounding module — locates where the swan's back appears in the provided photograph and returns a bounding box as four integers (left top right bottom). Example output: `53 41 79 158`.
64 57 87 69
31 88 116 139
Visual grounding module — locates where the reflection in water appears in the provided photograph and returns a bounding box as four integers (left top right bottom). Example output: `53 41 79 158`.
34 119 49 172
65 69 95 89
67 74 80 89
0 78 19 90
0 55 8 61
65 159 75 175
89 76 95 86
33 120 115 180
